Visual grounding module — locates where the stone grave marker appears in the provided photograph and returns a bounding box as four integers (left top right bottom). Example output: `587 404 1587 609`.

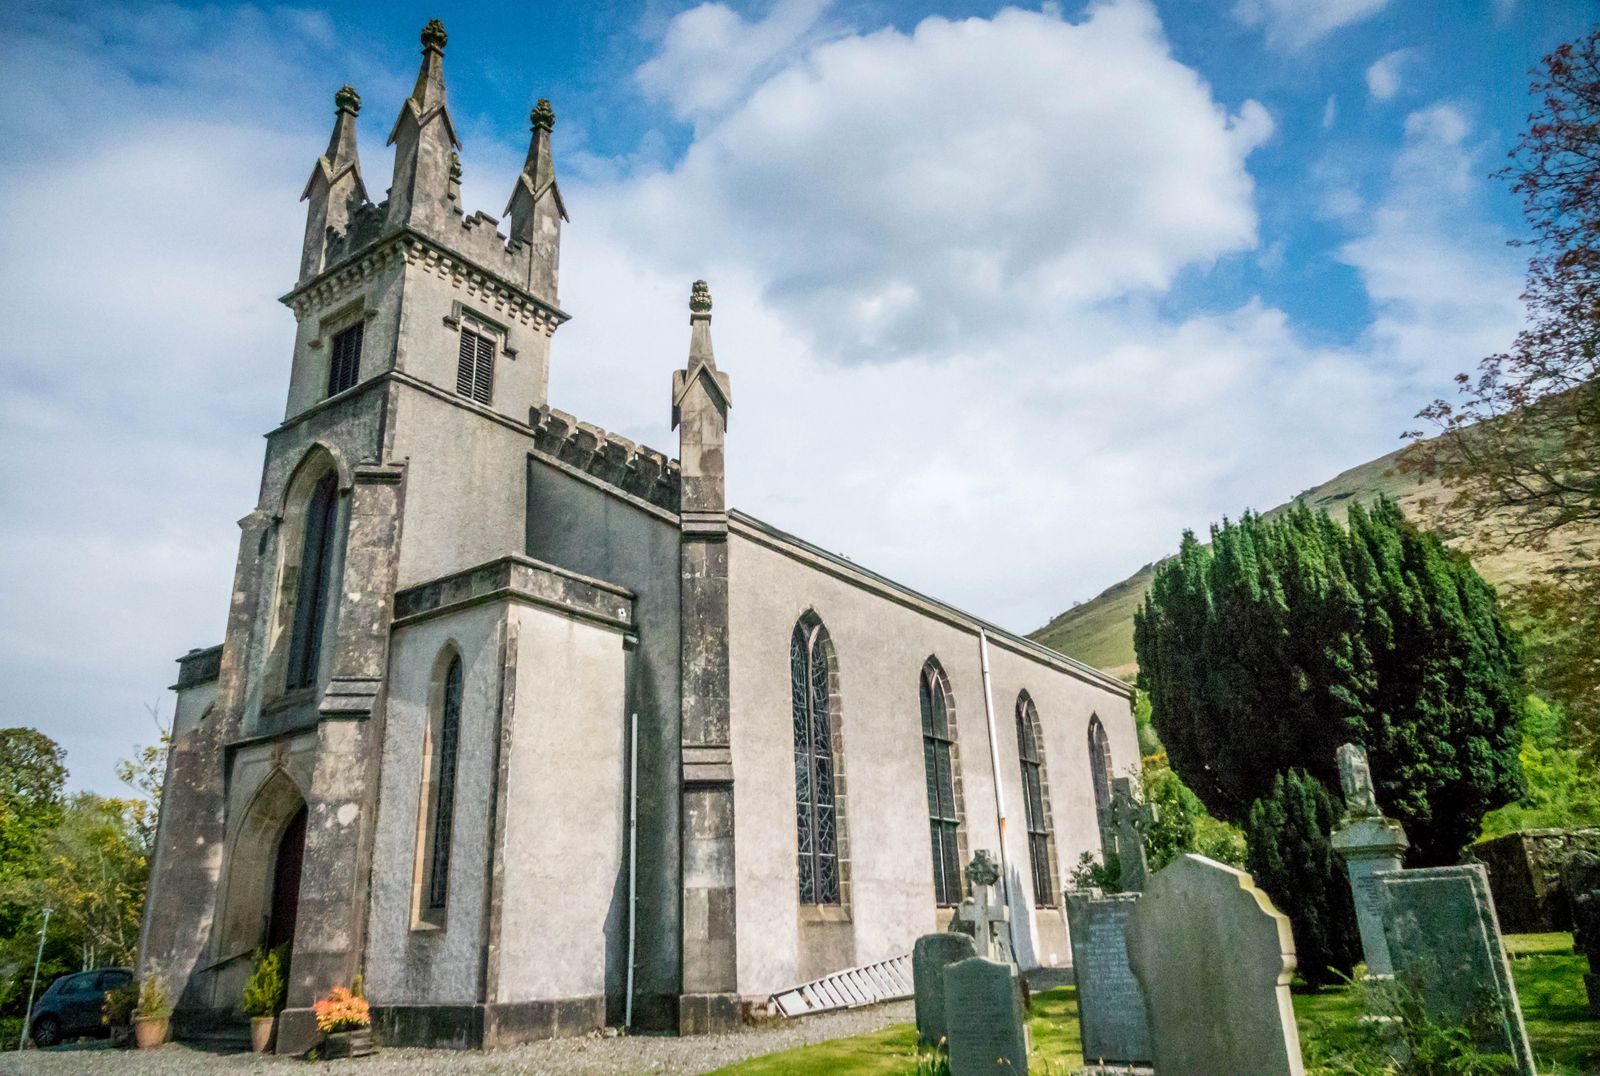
1106 777 1152 891
943 956 1027 1075
1377 864 1535 1074
1126 853 1305 1076
913 931 977 1046
1564 852 1600 1017
953 849 1012 964
1066 891 1151 1066
1330 742 1409 977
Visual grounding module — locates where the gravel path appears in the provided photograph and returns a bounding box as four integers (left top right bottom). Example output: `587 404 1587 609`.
0 1001 913 1076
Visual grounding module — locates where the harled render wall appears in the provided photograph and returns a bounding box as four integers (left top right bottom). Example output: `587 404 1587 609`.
725 519 1136 998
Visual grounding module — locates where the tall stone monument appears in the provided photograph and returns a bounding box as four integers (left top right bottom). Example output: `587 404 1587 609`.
952 850 1012 964
1329 743 1408 977
1106 777 1152 892
1377 865 1536 1075
943 956 1028 1075
913 931 977 1046
1066 891 1151 1066
1127 854 1305 1076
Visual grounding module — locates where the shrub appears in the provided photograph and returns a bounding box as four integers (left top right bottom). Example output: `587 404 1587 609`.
102 978 138 1027
132 974 172 1019
312 986 370 1034
241 945 288 1019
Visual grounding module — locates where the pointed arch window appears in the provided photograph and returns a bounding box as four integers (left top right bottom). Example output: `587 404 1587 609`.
286 470 339 690
792 616 840 905
1088 714 1113 823
416 653 463 924
920 659 964 907
1016 693 1057 907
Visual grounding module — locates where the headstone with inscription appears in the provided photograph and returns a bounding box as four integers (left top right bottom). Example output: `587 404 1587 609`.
1564 852 1600 1017
943 956 1027 1075
913 931 977 1046
1106 777 1153 892
1065 891 1151 1066
1329 742 1409 977
1127 854 1305 1076
1377 864 1535 1075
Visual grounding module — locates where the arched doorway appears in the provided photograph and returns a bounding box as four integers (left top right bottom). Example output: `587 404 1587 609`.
266 805 307 952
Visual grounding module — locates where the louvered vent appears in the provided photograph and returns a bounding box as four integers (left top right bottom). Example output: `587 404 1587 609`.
327 322 363 396
457 328 495 405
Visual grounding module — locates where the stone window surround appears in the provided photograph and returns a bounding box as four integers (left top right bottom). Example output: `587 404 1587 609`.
1088 712 1114 826
307 300 377 401
411 643 464 931
790 608 853 920
1015 690 1062 909
443 300 519 361
920 656 970 909
260 449 350 710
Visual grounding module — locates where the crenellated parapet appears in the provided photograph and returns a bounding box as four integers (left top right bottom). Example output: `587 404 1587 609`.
530 405 681 512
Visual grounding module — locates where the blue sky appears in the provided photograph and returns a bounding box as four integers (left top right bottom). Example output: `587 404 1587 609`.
0 0 1591 791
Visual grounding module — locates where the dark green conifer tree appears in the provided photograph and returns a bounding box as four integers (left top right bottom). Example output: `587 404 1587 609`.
1245 769 1359 986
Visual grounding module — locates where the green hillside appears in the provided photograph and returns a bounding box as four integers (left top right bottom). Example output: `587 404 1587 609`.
1031 445 1600 679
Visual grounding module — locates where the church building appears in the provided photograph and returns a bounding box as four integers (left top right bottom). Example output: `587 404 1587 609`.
138 20 1136 1054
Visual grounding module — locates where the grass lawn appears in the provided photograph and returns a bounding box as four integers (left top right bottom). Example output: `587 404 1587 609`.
712 934 1598 1075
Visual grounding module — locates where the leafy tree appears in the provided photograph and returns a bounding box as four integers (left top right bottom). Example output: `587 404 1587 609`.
1246 769 1359 988
1402 28 1600 751
16 795 149 969
1140 756 1245 872
1134 499 1524 865
1480 695 1600 838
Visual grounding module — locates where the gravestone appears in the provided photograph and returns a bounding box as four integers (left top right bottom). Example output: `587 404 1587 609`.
1126 854 1305 1076
1376 864 1535 1075
952 849 1012 963
1065 891 1151 1066
1106 777 1152 891
1329 743 1409 977
913 931 977 1046
943 956 1027 1075
1564 852 1600 1017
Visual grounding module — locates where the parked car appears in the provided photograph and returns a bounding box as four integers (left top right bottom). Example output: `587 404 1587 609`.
28 967 133 1047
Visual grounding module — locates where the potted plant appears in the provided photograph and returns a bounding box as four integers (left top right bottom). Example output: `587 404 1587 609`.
131 975 172 1049
312 978 372 1059
241 945 288 1052
101 977 139 1048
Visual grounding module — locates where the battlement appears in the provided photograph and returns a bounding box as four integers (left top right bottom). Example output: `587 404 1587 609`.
530 405 681 513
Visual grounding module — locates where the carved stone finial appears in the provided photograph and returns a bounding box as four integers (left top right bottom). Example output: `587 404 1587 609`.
531 98 555 131
334 85 361 114
421 18 448 51
690 279 713 314
1337 742 1381 818
965 849 1001 889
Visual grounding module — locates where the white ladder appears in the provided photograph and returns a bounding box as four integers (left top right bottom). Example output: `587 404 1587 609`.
768 952 914 1017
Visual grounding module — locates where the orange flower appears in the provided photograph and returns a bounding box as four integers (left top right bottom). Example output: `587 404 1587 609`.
312 986 371 1033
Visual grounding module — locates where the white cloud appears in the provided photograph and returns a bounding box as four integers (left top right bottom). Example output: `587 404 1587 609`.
636 0 836 123
1323 94 1338 128
1233 0 1389 51
1365 48 1413 101
613 0 1273 364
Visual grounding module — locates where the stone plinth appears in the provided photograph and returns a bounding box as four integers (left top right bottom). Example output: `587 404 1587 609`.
913 932 976 1047
1376 865 1535 1075
1126 854 1304 1076
1331 814 1408 976
943 956 1026 1075
1065 891 1150 1066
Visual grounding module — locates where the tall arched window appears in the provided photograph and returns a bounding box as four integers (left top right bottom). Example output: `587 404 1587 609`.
792 616 840 905
1015 692 1057 907
1088 714 1113 823
920 659 964 907
416 653 463 923
286 470 340 690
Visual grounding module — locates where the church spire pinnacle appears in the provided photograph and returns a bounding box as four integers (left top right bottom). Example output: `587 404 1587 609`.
298 85 370 282
505 98 567 300
385 18 461 233
673 280 732 443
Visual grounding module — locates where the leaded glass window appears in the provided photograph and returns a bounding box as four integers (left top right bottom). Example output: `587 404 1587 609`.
921 660 962 907
426 655 463 912
286 470 339 691
1016 694 1055 907
792 617 839 905
1088 714 1113 822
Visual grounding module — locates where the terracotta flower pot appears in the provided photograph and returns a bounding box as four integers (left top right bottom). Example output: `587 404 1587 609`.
132 1015 169 1049
321 1027 373 1059
250 1016 276 1053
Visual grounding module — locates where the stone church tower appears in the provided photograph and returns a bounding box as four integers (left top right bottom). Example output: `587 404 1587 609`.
140 20 1136 1053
